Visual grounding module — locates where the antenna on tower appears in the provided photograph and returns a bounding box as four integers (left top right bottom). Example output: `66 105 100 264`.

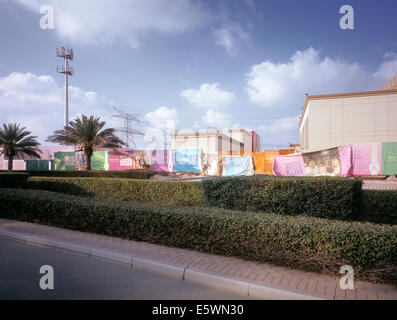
112 106 144 149
56 46 74 127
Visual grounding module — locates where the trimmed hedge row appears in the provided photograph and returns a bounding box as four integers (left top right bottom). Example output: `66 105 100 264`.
362 190 397 225
0 173 29 188
202 176 363 220
27 177 204 206
2 173 395 223
6 170 163 180
0 188 395 284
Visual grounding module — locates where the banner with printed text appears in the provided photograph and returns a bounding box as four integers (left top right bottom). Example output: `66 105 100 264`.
174 149 201 173
223 155 254 177
273 145 352 177
54 152 76 170
109 150 135 171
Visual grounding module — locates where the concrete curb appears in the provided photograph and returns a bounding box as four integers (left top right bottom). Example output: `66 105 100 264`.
248 283 325 300
53 240 92 256
0 229 328 300
90 248 133 266
132 256 185 280
184 268 249 296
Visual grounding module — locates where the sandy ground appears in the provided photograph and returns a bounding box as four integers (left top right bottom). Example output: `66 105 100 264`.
150 172 209 181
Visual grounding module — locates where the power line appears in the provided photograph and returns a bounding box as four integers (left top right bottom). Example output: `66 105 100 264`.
112 106 144 148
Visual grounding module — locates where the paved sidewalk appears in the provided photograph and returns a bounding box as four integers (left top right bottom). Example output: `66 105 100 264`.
0 219 396 300
363 179 397 190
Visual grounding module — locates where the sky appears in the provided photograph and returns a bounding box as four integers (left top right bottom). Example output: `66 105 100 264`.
1 0 397 150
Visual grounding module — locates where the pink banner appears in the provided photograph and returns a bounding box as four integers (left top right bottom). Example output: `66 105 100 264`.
351 143 382 176
273 145 353 177
150 150 169 171
109 150 134 171
338 144 353 177
273 154 306 176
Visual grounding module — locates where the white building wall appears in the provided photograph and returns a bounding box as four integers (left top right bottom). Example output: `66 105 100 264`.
301 93 397 151
170 130 256 155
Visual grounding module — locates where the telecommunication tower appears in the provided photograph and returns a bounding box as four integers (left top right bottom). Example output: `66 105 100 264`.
112 106 144 148
56 47 74 127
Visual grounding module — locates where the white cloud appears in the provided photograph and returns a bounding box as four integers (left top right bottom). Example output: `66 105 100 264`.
14 0 212 48
202 109 233 129
257 116 300 148
245 47 397 108
383 52 397 60
259 116 300 135
0 72 60 104
181 83 236 109
213 23 250 56
0 72 115 143
144 106 178 129
140 107 179 150
375 59 397 81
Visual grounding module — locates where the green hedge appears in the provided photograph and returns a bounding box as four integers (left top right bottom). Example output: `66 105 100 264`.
0 188 395 284
27 177 204 206
0 173 29 188
362 190 397 225
202 176 363 220
4 173 396 224
17 170 162 179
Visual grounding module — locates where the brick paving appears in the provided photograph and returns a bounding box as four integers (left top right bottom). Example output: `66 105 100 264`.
0 218 396 300
362 179 397 190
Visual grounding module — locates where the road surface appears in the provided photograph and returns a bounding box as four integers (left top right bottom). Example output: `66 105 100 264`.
0 238 251 300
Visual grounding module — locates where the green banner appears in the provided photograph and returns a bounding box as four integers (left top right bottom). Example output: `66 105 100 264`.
91 151 108 171
54 152 76 170
26 160 51 171
382 142 397 175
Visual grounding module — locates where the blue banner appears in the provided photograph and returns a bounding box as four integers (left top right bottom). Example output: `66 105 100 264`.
174 149 201 173
223 156 254 177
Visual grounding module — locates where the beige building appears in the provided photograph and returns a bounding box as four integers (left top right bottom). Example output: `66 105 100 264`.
170 129 260 155
299 77 397 152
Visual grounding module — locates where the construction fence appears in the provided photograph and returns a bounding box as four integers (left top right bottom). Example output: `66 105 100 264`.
2 142 396 177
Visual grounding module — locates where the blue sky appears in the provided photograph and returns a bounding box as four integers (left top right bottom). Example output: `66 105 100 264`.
1 0 397 149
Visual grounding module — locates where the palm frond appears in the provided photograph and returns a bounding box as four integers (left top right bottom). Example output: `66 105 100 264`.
0 123 41 160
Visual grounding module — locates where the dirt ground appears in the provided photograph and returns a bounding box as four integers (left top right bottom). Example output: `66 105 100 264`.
150 172 209 180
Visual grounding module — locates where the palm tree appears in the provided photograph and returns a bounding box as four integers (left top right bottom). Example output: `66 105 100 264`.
47 115 125 171
0 123 41 171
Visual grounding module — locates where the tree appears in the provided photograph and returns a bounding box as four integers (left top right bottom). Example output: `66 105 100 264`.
0 123 41 171
47 115 125 171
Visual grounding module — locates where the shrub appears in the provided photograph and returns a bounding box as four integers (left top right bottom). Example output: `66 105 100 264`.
27 177 205 206
361 190 397 225
202 176 363 220
23 170 162 179
0 188 395 284
0 172 29 188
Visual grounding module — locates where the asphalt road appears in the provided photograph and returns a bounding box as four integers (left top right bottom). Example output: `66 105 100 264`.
0 238 251 300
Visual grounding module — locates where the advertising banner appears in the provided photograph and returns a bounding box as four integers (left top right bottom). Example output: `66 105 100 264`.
26 160 51 171
201 153 219 176
273 145 352 177
54 152 76 170
150 150 169 171
223 155 254 177
75 151 85 170
382 142 397 175
272 153 306 176
133 151 151 169
91 151 108 171
174 149 201 173
351 143 382 176
252 150 294 175
109 150 134 171
302 145 352 177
